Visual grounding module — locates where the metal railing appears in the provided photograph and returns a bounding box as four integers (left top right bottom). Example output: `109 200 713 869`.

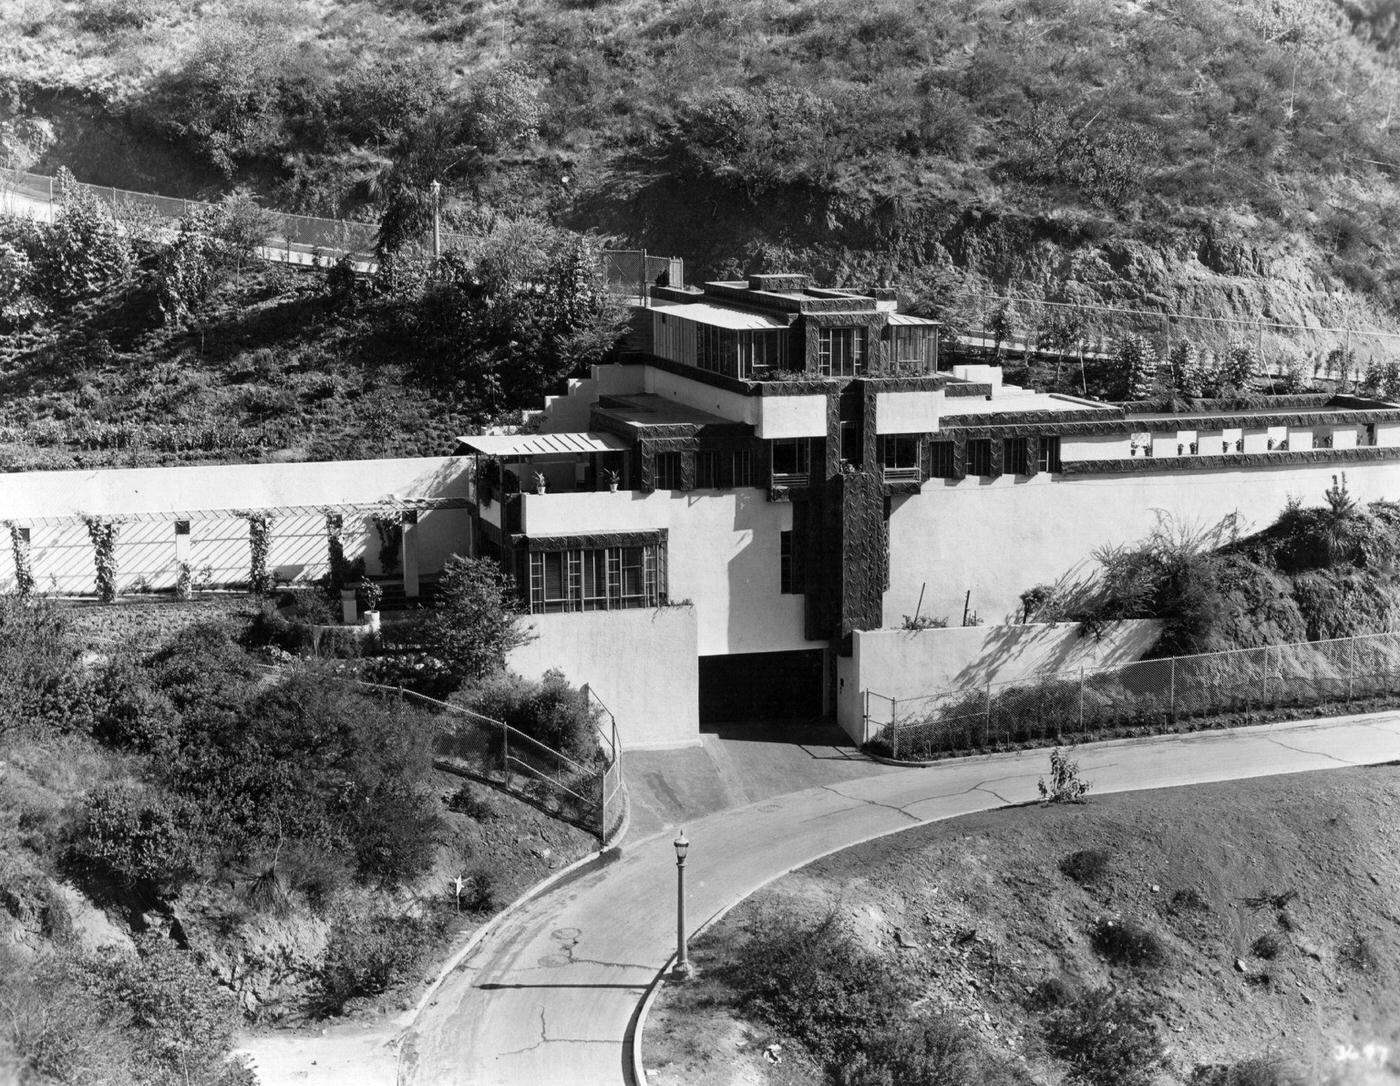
251 662 624 843
866 630 1400 760
1 167 683 290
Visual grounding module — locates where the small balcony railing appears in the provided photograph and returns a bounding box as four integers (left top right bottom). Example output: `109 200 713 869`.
771 471 810 489
881 465 921 484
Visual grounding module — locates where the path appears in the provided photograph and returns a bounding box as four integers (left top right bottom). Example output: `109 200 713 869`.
396 711 1400 1086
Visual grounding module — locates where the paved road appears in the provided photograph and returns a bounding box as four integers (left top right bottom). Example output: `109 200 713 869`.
399 712 1400 1086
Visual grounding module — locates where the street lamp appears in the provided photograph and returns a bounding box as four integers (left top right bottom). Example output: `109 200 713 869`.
673 830 691 978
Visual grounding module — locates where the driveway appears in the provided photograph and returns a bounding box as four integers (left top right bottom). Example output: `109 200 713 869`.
396 711 1400 1086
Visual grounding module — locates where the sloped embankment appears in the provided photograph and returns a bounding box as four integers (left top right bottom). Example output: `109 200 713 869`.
646 766 1400 1085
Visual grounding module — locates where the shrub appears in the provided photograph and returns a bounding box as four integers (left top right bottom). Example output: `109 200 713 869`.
1169 887 1210 914
1060 848 1111 885
1338 930 1377 973
313 913 442 1015
459 669 601 763
447 783 499 821
727 908 912 1068
840 1014 1032 1086
457 867 499 913
413 555 527 687
1038 747 1090 803
1189 1054 1308 1086
1042 988 1165 1086
1089 917 1168 969
1026 975 1078 1011
1250 932 1282 960
0 596 83 739
69 783 201 897
29 171 133 306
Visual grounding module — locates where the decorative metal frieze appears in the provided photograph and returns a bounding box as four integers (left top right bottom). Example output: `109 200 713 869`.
1060 446 1400 475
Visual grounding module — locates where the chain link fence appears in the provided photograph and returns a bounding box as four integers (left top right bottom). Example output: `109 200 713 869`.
1 168 682 292
868 631 1400 760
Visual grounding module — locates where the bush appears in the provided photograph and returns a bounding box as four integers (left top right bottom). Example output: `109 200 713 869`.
1250 932 1282 960
1038 747 1091 803
459 669 601 764
458 867 499 913
447 782 499 821
1089 917 1168 969
1189 1055 1308 1086
840 1014 1032 1086
413 555 527 687
1338 930 1377 973
314 913 442 1015
69 782 201 897
1060 848 1111 885
1042 988 1165 1086
727 908 912 1069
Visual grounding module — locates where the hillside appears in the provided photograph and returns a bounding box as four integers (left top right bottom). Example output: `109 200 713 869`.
7 0 1400 329
645 766 1400 1085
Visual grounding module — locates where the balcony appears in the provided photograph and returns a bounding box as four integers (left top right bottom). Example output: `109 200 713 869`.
771 471 811 489
881 465 921 484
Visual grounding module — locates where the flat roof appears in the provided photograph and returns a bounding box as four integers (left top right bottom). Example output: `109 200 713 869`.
656 302 791 331
454 432 632 457
593 394 745 429
886 313 940 327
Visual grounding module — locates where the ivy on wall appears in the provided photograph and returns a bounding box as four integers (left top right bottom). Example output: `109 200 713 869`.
325 513 347 589
238 512 275 595
372 513 403 575
5 522 32 598
82 516 120 603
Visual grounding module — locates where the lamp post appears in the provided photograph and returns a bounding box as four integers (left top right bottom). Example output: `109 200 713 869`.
673 830 691 978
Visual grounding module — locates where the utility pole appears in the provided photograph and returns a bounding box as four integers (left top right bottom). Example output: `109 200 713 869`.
431 180 442 259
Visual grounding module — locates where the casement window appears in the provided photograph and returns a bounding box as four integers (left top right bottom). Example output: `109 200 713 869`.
738 330 789 378
771 438 811 485
695 448 755 488
780 530 799 594
967 438 993 476
696 326 739 376
655 452 683 490
883 325 938 371
817 327 866 377
695 450 720 488
731 448 754 487
1003 437 1030 476
1038 435 1062 473
929 441 956 479
528 543 663 613
880 435 920 482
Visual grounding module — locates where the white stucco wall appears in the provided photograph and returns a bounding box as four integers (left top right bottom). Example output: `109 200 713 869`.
875 389 940 434
755 394 829 439
885 459 1400 628
538 365 647 432
520 488 815 656
508 604 700 749
835 619 1161 741
0 457 471 593
642 367 758 426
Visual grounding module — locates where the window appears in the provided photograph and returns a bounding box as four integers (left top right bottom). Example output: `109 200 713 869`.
656 452 683 490
1037 436 1062 473
731 448 754 487
696 325 739 376
881 435 920 482
780 531 799 594
929 441 956 478
771 439 811 483
1004 437 1029 475
737 330 789 378
529 543 663 613
695 450 720 488
174 520 191 536
967 439 993 476
817 327 866 377
883 325 937 371
839 420 861 466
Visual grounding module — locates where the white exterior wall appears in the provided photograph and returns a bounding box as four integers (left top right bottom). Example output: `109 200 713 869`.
835 620 1161 741
1062 433 1132 460
642 366 758 427
885 459 1400 627
509 604 700 750
1334 427 1360 449
1377 421 1400 447
755 395 829 439
520 488 815 656
539 365 647 432
875 389 940 434
0 457 471 593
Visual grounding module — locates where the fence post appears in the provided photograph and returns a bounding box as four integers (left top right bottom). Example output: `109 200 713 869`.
1079 667 1085 736
1169 657 1176 721
1348 637 1355 703
502 724 510 784
891 698 898 761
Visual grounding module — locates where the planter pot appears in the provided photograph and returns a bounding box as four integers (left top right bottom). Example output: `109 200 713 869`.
608 482 618 493
339 587 357 625
364 609 381 633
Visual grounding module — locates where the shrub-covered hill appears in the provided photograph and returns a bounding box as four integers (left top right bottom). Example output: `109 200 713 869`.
8 0 1400 335
1029 476 1400 657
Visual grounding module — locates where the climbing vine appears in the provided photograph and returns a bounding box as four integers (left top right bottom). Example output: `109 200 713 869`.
325 513 347 589
240 512 275 595
82 516 121 603
5 522 32 598
372 513 403 575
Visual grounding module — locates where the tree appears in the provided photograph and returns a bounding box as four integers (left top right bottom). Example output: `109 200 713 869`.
1117 334 1159 400
417 555 528 686
30 169 132 307
70 783 202 897
156 196 274 325
1218 341 1260 392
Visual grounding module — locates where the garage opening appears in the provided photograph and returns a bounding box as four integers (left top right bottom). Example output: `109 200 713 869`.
699 649 825 724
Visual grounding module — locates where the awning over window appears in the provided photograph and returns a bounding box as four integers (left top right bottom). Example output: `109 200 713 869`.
885 313 940 327
454 432 632 457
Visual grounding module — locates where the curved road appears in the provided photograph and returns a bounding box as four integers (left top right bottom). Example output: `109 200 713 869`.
399 712 1400 1086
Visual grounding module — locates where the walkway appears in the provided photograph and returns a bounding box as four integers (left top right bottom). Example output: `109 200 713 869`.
397 711 1400 1086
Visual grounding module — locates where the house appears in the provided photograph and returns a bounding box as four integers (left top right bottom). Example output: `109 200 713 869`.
458 273 1400 748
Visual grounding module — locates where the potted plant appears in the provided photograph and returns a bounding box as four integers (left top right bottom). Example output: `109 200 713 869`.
533 471 547 495
604 469 620 493
359 576 383 633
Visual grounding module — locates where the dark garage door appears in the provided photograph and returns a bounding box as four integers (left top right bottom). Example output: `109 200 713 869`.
699 650 825 724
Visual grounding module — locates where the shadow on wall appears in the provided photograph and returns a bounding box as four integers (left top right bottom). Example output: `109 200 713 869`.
943 621 1162 691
